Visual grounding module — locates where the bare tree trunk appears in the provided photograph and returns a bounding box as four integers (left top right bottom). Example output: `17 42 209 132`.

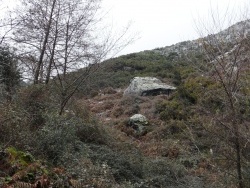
45 19 59 84
45 38 56 84
235 125 243 188
63 21 70 78
34 0 56 84
58 64 99 115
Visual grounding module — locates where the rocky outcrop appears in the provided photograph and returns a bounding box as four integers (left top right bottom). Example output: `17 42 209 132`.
124 77 176 96
153 20 250 58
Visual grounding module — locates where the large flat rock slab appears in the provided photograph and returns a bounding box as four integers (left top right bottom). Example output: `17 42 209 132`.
124 77 176 96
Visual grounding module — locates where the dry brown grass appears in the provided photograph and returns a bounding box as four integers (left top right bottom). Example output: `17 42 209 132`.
76 90 191 169
84 89 167 129
76 90 179 158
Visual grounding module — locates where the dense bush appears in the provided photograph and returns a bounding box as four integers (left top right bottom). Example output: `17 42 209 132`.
18 85 52 129
88 144 143 183
179 76 224 110
35 115 79 164
33 113 111 164
0 46 21 101
156 99 190 121
0 102 33 149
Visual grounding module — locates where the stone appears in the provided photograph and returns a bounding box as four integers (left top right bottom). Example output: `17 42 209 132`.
124 77 176 96
128 114 149 136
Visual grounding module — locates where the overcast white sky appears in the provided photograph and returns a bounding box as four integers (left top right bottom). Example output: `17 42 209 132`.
1 0 249 56
101 0 249 56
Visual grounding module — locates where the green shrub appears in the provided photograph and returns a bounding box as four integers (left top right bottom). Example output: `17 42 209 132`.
75 123 108 145
156 99 189 121
34 114 108 164
143 158 173 178
179 75 222 109
153 120 187 140
88 145 143 183
178 85 197 104
0 103 33 148
70 100 95 123
18 85 52 129
35 115 79 164
0 46 21 101
140 158 189 188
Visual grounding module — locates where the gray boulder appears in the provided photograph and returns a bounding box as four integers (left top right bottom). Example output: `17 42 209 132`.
124 77 176 96
128 114 149 136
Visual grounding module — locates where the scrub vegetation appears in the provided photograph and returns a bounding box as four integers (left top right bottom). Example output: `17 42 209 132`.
0 1 250 187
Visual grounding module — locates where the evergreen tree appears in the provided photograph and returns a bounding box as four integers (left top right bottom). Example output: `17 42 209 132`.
0 46 20 101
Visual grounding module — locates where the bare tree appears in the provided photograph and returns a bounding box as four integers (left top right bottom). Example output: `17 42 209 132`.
11 0 134 114
192 14 250 187
49 0 133 115
34 0 57 84
12 0 58 83
0 1 19 45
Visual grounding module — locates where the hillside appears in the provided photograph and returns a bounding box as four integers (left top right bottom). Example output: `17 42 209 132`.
0 20 250 188
76 50 186 97
75 20 250 97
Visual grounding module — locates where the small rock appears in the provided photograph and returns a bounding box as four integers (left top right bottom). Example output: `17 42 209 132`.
128 114 149 136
